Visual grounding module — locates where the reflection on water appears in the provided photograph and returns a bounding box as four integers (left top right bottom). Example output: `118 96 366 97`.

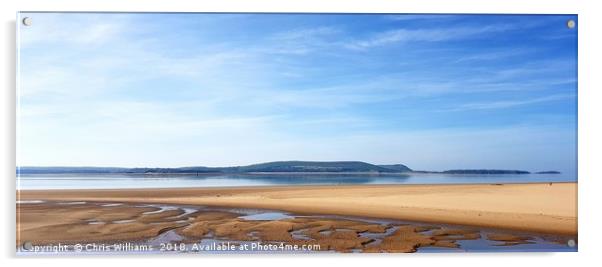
17 173 576 190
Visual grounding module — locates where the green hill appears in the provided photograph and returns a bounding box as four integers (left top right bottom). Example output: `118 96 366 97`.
377 164 412 172
238 161 407 173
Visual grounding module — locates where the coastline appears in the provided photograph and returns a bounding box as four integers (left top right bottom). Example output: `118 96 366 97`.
18 182 577 235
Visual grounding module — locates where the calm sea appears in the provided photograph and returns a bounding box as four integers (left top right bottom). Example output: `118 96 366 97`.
17 173 577 190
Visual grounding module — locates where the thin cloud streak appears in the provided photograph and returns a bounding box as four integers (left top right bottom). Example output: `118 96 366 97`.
345 24 517 50
443 94 576 112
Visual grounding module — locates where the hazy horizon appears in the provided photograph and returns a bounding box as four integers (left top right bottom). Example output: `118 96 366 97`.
17 13 577 175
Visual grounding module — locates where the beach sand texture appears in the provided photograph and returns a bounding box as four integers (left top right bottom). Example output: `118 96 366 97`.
22 201 557 252
19 182 577 235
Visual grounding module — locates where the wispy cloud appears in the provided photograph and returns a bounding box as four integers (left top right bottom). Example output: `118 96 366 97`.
453 48 536 63
444 94 575 112
345 24 517 50
263 26 342 55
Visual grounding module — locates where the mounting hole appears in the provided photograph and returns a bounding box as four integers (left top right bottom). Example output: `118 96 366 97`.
567 239 576 247
567 19 576 29
22 241 33 251
22 17 32 26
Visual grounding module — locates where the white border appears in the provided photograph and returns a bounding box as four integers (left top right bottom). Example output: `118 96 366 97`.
2 1 601 267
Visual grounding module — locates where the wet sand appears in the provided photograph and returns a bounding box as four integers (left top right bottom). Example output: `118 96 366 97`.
18 182 577 235
17 201 575 253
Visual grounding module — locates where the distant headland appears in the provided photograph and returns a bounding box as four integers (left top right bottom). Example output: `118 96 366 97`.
17 161 560 175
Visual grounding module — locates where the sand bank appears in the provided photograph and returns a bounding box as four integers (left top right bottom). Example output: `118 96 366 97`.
18 182 577 235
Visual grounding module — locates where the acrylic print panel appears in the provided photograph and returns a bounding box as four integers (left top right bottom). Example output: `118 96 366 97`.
16 13 577 254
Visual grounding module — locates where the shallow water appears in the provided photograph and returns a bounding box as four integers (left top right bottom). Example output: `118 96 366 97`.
240 212 295 221
17 173 576 190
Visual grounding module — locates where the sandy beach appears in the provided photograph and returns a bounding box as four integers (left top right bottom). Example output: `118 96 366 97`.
18 182 577 235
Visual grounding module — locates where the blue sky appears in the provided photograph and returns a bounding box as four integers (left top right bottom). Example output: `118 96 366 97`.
18 13 577 173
